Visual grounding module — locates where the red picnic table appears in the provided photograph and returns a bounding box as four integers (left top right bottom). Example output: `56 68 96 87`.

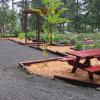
66 48 100 80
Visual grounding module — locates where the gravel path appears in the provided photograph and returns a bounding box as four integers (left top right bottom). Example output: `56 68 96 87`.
0 39 100 100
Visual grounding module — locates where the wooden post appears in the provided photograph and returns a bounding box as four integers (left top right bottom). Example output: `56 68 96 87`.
49 23 53 45
22 12 24 32
36 14 40 47
35 14 38 41
24 13 27 44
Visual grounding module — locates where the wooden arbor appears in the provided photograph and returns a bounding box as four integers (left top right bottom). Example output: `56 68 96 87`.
22 8 47 46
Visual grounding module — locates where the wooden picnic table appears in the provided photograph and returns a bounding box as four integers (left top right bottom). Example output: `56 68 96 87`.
66 49 100 72
66 49 100 58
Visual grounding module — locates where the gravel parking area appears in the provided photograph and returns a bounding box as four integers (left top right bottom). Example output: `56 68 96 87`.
0 39 100 100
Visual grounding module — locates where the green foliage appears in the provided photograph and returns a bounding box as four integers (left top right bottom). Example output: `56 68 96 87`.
27 31 36 39
8 10 17 34
42 0 69 24
75 44 84 50
94 43 100 48
31 0 43 7
0 5 17 35
18 31 36 40
42 0 50 4
18 32 25 39
41 33 76 44
75 43 97 50
41 0 70 44
41 32 100 47
41 33 55 42
75 33 100 50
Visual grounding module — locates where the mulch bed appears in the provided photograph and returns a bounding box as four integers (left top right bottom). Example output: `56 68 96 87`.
8 37 33 45
19 58 100 87
40 45 75 53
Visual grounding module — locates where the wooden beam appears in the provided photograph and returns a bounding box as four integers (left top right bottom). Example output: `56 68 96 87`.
36 14 40 47
24 13 27 44
22 8 48 15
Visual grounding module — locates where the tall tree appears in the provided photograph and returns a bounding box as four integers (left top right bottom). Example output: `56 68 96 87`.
81 0 100 32
63 0 85 33
42 0 70 44
0 0 9 35
9 9 16 35
88 0 100 32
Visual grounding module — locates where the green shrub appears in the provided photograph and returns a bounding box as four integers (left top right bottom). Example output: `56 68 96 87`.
75 43 98 50
18 31 36 40
18 32 25 39
27 31 36 39
75 44 84 50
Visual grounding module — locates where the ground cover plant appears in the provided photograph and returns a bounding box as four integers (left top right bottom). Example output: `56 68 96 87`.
75 33 100 50
41 32 100 47
18 31 36 40
18 31 100 49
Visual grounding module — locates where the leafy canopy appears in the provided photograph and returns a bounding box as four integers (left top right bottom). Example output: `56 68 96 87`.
42 0 70 24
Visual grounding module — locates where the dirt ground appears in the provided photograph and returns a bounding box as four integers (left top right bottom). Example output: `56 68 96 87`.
8 37 33 44
40 45 75 53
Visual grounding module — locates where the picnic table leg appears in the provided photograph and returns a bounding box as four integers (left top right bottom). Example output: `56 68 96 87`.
88 72 94 81
97 57 100 61
71 57 80 73
84 57 91 67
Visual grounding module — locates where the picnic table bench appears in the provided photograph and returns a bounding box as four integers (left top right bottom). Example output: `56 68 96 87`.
83 66 100 81
58 56 100 81
58 56 76 66
65 49 100 81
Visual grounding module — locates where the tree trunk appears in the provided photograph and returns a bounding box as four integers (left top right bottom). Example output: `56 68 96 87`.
49 24 53 45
